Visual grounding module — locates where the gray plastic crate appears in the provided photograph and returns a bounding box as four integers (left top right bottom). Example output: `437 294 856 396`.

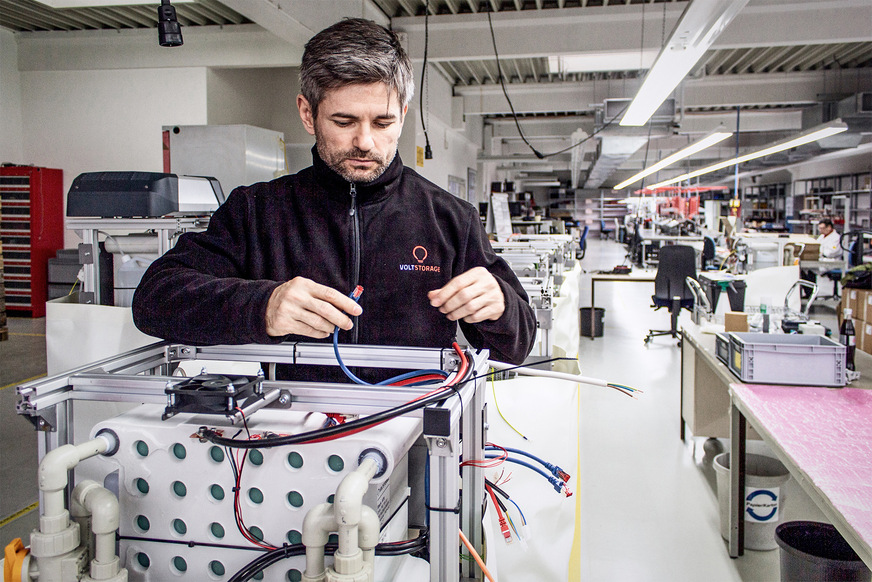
727 332 846 387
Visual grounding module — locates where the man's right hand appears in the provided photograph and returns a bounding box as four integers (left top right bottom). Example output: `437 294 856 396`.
265 277 362 338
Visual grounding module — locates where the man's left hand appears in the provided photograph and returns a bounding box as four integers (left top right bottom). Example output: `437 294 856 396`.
428 267 505 323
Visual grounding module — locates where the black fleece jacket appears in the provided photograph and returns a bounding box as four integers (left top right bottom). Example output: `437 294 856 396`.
132 149 536 380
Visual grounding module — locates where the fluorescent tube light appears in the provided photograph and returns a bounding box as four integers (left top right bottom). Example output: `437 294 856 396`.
643 122 850 190
548 50 658 74
620 0 750 127
612 128 733 190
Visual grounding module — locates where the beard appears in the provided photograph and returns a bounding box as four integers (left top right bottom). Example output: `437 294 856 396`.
315 132 395 184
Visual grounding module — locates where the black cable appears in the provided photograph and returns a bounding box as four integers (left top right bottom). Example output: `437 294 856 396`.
420 0 433 159
485 7 544 159
484 6 631 160
199 349 474 450
227 530 430 582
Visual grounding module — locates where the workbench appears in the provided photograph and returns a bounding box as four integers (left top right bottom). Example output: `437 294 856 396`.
728 382 872 566
586 270 657 339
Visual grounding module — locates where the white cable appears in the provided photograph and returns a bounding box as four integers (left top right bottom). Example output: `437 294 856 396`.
487 360 609 388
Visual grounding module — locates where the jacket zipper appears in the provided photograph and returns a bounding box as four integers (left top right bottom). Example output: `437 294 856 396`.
349 182 361 344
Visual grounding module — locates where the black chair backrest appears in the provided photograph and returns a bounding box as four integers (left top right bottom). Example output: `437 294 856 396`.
654 245 697 301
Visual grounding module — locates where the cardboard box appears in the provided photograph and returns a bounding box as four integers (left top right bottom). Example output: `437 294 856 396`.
844 288 862 320
724 311 749 333
800 242 821 260
861 322 872 355
862 291 872 324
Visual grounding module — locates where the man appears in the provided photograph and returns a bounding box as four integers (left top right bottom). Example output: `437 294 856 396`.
132 18 537 382
817 218 842 259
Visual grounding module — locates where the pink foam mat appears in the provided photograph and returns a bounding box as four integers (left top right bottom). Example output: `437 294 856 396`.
732 383 872 556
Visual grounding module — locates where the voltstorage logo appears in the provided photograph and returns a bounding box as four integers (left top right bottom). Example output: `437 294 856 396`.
399 245 441 273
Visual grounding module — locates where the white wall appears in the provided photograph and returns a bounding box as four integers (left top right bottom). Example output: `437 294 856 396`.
409 63 482 200
0 29 24 164
19 67 208 246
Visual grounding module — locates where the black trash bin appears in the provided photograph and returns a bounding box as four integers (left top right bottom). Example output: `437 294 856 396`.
776 521 871 582
580 307 605 337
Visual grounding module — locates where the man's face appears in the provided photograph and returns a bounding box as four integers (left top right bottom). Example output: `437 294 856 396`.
297 83 407 183
818 222 833 236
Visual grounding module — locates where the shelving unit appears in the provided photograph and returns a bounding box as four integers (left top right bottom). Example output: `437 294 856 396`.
792 173 871 233
742 183 787 229
0 166 64 317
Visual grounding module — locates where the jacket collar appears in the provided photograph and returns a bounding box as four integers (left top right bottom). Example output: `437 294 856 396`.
311 145 404 203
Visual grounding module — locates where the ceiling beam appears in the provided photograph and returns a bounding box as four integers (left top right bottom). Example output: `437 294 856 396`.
394 0 872 62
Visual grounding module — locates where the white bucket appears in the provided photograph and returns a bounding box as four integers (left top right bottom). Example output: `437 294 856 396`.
713 452 790 550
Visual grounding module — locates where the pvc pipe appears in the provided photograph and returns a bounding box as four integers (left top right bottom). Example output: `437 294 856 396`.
301 503 334 582
358 506 379 568
38 435 112 530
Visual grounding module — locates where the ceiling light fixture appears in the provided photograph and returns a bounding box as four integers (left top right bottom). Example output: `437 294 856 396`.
548 50 658 74
612 127 733 191
619 0 749 127
642 121 849 190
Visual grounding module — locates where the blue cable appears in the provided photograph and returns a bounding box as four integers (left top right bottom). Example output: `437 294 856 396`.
484 454 564 494
332 287 448 386
485 445 569 482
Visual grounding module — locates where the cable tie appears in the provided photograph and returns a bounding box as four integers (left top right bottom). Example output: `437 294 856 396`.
425 501 461 514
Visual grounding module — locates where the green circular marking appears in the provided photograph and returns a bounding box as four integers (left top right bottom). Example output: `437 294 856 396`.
287 452 303 469
135 515 150 532
172 443 186 459
135 440 149 457
172 518 187 535
209 446 224 463
172 481 187 497
249 526 264 541
136 553 150 569
286 570 302 582
210 522 225 539
253 571 264 581
249 449 264 465
286 530 302 545
209 561 225 576
248 488 264 504
287 491 303 508
210 484 225 501
172 556 187 572
327 455 344 472
328 533 339 544
135 478 149 495
327 494 334 504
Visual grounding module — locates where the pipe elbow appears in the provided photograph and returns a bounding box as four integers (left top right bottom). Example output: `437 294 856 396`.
302 503 334 547
74 482 119 534
334 458 378 526
358 506 379 551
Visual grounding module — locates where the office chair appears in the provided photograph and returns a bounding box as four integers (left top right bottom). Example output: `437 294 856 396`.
576 225 590 260
599 219 615 240
645 245 697 346
701 236 717 270
820 238 858 300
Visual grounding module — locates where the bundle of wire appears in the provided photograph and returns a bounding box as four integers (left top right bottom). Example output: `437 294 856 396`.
486 360 641 398
483 444 572 497
226 529 430 582
332 286 450 387
197 341 472 449
485 478 528 547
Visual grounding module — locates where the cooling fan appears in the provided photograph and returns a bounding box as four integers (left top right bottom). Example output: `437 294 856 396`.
162 373 263 419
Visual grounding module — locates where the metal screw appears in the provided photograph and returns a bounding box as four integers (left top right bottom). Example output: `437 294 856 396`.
435 438 448 448
278 393 291 406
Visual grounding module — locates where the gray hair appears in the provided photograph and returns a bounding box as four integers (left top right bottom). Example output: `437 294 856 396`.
300 18 414 117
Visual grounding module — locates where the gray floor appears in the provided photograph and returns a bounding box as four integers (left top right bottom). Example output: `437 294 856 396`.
0 238 838 580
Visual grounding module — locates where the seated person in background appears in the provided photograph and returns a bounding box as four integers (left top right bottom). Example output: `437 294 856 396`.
817 218 842 259
132 18 537 382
